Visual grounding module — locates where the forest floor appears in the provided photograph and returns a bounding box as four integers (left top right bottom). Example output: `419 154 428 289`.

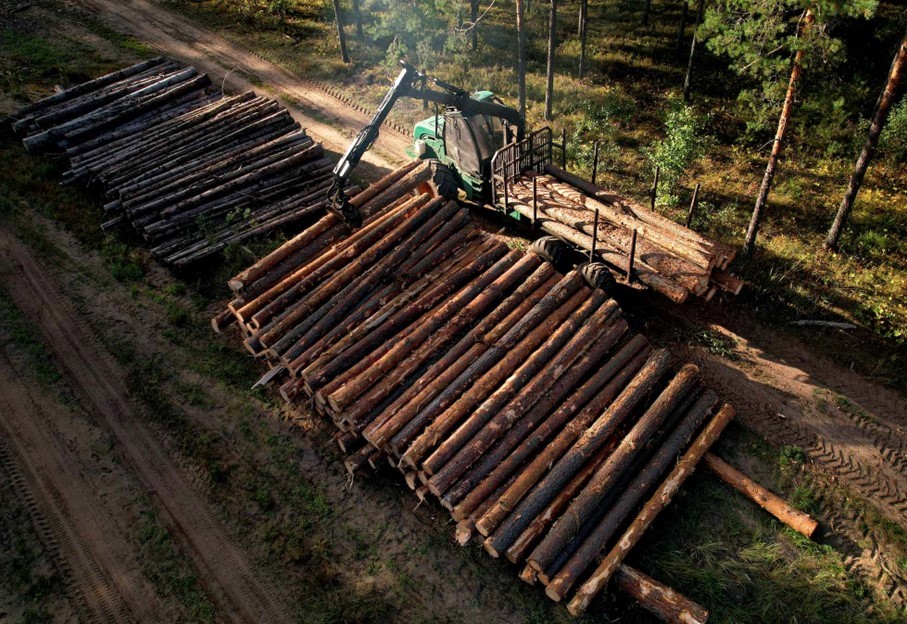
1 1 906 623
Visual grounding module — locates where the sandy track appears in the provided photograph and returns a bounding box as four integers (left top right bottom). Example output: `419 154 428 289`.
0 359 141 623
79 0 409 177
0 228 292 624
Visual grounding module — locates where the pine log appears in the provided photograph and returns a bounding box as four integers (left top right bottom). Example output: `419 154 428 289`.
703 453 818 538
483 349 672 556
567 403 736 616
615 566 709 624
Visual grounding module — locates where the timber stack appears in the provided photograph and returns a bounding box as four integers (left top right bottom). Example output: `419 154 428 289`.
502 165 741 303
11 57 334 267
215 161 735 620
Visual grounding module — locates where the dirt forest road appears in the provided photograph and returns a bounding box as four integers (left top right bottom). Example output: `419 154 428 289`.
0 353 153 624
0 227 293 624
78 0 409 177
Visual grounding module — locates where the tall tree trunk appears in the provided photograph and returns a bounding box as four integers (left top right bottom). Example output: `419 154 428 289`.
517 0 527 119
545 0 557 120
578 0 588 78
675 1 689 53
825 34 907 251
351 0 364 41
332 0 350 63
682 0 705 101
471 0 479 50
742 9 814 256
642 0 652 26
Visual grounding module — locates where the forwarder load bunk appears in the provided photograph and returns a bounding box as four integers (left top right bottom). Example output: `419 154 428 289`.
11 57 336 267
214 161 739 620
491 127 742 304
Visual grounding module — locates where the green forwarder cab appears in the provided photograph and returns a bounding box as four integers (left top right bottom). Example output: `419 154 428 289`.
405 91 511 202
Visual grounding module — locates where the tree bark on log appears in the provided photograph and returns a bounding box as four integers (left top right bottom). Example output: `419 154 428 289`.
567 403 736 616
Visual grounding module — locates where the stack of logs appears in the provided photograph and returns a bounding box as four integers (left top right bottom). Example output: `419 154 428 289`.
11 57 334 267
504 167 742 303
214 161 741 620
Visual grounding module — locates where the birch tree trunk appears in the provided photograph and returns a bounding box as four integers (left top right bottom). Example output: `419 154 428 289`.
825 34 907 251
742 9 813 256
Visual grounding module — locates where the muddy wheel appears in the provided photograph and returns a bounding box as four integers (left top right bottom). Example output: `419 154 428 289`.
422 159 458 200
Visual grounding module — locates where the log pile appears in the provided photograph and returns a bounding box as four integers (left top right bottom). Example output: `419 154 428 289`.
11 57 334 267
215 162 736 619
504 166 742 303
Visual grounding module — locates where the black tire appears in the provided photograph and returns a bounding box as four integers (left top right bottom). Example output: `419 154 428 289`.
579 262 617 293
425 159 459 200
529 236 569 268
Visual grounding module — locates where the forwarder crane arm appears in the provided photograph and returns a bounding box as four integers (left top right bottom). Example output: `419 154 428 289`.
327 61 525 228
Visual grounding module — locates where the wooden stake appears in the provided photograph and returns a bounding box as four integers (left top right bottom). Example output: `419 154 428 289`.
686 182 701 228
628 228 638 283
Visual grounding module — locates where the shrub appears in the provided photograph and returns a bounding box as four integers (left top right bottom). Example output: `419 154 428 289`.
879 98 907 162
646 96 709 206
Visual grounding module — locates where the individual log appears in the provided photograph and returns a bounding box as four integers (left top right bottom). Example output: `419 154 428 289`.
567 403 736 617
703 453 818 538
527 364 701 576
483 349 672 556
543 390 718 600
615 565 709 624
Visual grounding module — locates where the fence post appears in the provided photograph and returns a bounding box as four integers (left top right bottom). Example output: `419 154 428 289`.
532 176 538 229
591 141 599 186
561 128 567 168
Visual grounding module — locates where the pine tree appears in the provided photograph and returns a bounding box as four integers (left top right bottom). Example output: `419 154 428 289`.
517 0 527 119
578 0 588 78
825 34 907 251
331 0 349 63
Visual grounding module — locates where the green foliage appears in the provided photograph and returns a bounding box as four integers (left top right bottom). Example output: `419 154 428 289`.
646 96 709 206
570 91 636 176
369 0 463 70
879 98 907 162
702 0 878 142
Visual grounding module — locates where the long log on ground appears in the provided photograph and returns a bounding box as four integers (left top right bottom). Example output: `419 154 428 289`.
543 391 718 600
567 403 736 616
528 364 701 575
469 339 652 532
703 452 818 538
439 319 629 509
615 566 709 624
420 293 612 479
426 299 620 493
483 349 672 556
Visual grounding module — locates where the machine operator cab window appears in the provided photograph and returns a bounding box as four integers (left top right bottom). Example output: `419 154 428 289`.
443 111 509 179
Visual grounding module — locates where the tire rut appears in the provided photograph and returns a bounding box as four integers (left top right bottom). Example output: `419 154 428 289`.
0 229 293 624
